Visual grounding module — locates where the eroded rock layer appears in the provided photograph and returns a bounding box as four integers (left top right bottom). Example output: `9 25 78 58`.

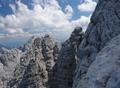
0 48 21 87
72 0 120 88
50 27 84 88
6 35 61 88
1 0 120 88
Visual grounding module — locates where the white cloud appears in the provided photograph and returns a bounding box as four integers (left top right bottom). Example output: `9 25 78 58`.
72 15 91 31
0 0 92 40
65 5 73 19
0 1 72 35
78 0 97 12
75 0 97 31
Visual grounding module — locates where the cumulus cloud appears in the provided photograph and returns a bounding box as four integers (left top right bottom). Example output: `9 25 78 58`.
0 0 93 40
72 15 91 31
65 5 73 19
78 0 97 12
0 1 72 34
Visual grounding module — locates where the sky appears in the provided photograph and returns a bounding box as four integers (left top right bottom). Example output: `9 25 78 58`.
0 0 97 40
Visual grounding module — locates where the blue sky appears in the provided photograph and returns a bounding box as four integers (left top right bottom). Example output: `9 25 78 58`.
0 0 97 40
58 0 91 20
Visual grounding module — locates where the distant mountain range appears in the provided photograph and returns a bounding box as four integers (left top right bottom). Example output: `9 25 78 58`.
0 35 31 48
1 0 120 88
0 43 8 48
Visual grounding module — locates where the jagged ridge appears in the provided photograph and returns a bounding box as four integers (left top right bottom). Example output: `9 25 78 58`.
1 0 120 88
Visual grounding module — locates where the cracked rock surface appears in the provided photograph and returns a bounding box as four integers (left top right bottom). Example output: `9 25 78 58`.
72 0 120 88
50 27 84 88
1 0 120 88
0 48 21 87
10 35 60 88
86 34 120 88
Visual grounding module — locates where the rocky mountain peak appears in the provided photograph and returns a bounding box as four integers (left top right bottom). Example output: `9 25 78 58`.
72 0 120 88
50 27 84 88
6 34 61 88
18 59 48 88
0 27 84 88
1 0 120 88
0 48 21 87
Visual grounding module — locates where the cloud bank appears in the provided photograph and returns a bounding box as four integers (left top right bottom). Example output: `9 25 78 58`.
0 0 97 40
78 0 97 12
72 15 91 32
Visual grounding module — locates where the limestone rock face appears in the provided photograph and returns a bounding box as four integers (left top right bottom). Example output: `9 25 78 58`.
0 48 21 87
85 34 120 88
50 27 84 88
7 35 60 88
18 59 48 88
72 0 120 88
1 0 120 88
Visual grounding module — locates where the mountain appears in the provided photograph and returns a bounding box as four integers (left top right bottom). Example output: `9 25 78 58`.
50 27 84 88
72 0 120 88
0 44 8 48
0 0 120 88
0 47 21 87
0 35 32 48
0 27 83 88
6 34 61 88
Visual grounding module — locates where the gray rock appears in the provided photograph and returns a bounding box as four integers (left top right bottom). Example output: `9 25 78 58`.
18 59 48 88
8 35 61 88
50 27 84 88
86 34 120 88
72 0 120 88
0 48 21 88
1 1 120 88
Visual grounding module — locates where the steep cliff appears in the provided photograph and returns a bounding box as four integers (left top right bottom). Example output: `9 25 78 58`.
0 27 84 88
0 48 21 87
50 27 84 88
72 0 120 88
1 0 120 88
7 35 60 88
84 33 120 88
